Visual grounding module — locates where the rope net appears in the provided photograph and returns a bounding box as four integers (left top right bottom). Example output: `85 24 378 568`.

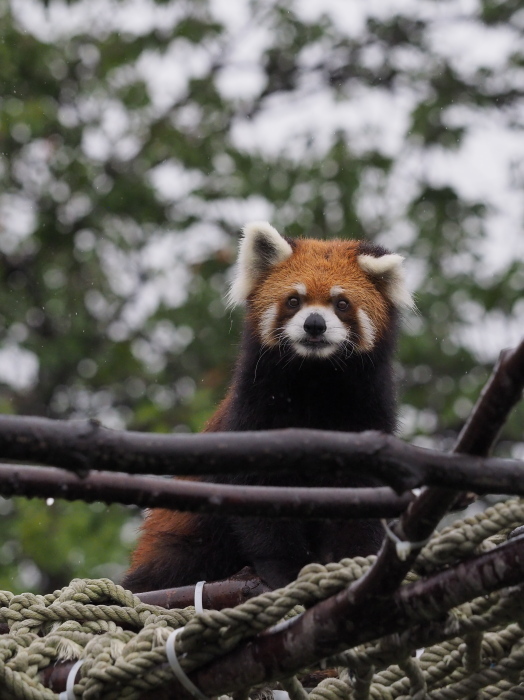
1 497 524 700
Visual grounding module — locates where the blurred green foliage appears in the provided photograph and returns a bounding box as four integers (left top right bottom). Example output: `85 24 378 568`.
0 0 523 593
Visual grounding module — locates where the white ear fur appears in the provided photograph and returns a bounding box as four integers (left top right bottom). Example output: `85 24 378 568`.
228 221 293 305
357 253 414 309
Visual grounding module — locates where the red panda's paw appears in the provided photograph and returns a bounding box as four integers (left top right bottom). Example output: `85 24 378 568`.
251 557 304 590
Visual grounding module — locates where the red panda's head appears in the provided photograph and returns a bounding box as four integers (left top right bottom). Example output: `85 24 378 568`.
229 222 413 359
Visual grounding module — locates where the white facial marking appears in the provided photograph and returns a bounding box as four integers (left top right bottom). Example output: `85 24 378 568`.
357 253 414 309
259 303 278 344
228 222 293 306
293 283 307 296
330 285 345 297
283 305 347 358
356 308 376 352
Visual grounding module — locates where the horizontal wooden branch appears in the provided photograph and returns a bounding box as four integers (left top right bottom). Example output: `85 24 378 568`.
40 532 524 697
136 567 271 609
0 464 413 518
1 417 524 495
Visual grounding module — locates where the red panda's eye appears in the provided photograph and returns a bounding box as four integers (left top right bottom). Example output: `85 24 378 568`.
336 299 350 311
287 296 300 308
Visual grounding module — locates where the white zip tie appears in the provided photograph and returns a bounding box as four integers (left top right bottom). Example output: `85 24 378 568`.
194 580 206 614
166 628 209 700
59 658 85 700
382 520 430 561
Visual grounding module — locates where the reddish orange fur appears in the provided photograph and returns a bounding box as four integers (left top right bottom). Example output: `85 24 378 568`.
128 482 199 573
249 238 390 341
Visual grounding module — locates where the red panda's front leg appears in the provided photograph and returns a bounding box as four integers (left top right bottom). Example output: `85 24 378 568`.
229 517 313 589
122 510 244 593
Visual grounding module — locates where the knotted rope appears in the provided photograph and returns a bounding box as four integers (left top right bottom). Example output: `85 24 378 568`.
1 497 524 699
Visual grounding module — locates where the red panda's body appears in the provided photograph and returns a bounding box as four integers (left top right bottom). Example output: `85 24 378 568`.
123 224 413 592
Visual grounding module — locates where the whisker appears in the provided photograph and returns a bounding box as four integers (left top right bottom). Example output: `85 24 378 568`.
253 345 271 383
332 354 345 371
275 342 293 368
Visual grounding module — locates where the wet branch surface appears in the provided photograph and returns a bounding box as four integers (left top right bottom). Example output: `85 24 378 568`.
1 420 524 496
136 567 271 610
0 464 413 518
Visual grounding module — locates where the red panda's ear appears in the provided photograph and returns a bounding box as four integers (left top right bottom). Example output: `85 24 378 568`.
228 222 293 305
357 253 414 309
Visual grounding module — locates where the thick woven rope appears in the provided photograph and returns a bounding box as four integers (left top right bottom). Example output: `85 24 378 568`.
2 497 524 700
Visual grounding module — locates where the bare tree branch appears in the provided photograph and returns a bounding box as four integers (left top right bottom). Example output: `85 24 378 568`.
455 343 524 456
0 464 413 518
1 419 524 494
136 567 270 609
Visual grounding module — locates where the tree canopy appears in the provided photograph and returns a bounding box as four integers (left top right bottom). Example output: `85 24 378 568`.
0 0 523 593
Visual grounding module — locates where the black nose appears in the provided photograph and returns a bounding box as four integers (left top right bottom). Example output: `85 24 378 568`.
304 313 326 337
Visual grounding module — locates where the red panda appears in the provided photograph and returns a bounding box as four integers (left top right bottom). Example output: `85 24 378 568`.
123 222 413 592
